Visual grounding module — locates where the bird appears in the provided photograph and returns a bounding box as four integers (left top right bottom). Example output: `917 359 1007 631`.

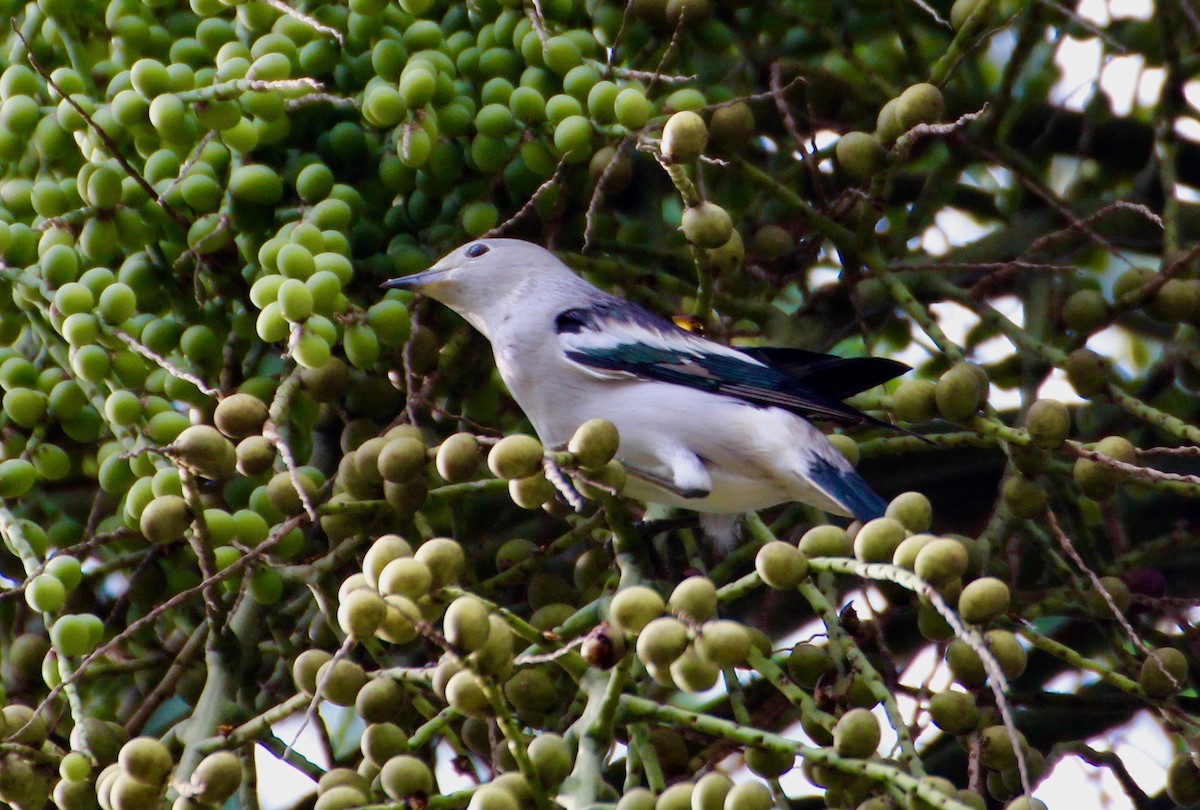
382 238 911 529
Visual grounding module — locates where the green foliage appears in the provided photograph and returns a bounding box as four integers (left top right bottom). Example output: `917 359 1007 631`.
0 0 1193 808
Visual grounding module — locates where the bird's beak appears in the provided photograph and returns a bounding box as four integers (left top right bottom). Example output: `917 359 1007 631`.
380 266 449 290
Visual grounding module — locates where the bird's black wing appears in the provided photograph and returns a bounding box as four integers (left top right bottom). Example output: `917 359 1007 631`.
739 347 911 399
555 300 910 430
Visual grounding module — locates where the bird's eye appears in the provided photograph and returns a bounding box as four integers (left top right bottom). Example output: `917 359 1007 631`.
466 244 489 258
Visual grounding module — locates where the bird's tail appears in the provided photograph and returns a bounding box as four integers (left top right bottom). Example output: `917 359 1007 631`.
805 454 888 522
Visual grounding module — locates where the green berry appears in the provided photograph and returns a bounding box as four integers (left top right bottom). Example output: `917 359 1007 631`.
958 577 1010 623
1166 754 1200 806
833 708 880 757
380 755 433 801
189 751 242 804
119 736 173 785
786 643 834 688
836 131 886 181
1140 647 1188 697
914 538 969 586
895 82 944 130
1024 399 1070 449
798 524 852 557
662 110 708 162
436 432 480 482
929 690 979 735
668 575 718 622
139 495 191 544
1064 348 1107 397
614 88 651 129
853 517 906 563
936 363 986 421
25 574 66 613
1084 575 1131 617
568 418 620 470
680 202 733 249
635 616 689 666
754 541 809 589
487 434 544 480
694 619 751 668
1062 288 1109 333
608 585 666 634
885 491 932 532
444 595 492 653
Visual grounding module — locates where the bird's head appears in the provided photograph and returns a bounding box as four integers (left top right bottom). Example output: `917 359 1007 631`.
381 238 580 334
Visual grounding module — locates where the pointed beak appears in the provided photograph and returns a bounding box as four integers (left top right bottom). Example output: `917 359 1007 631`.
380 267 448 290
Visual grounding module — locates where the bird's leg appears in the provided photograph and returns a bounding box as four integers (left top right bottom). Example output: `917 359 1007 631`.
543 455 587 512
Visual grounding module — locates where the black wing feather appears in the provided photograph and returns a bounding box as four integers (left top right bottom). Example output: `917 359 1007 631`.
557 303 914 432
740 348 911 399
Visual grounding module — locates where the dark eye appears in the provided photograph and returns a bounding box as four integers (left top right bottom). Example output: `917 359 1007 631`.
466 243 489 258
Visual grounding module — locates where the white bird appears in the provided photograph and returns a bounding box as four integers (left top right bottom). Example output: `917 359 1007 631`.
383 238 910 525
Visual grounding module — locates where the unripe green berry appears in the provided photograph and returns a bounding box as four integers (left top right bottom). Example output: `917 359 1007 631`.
754 541 809 589
936 363 986 421
694 619 751 668
1083 575 1131 617
799 524 851 557
118 736 173 785
608 586 666 634
928 690 979 735
487 434 544 480
890 379 937 423
1024 399 1070 449
1166 754 1200 806
444 595 491 653
885 491 932 532
214 393 268 439
786 643 834 688
853 517 906 563
1001 474 1047 518
895 82 944 130
436 432 479 482
681 202 733 249
1140 647 1188 697
958 577 1010 623
668 575 718 622
190 751 242 804
914 538 969 586
635 616 689 666
1064 348 1107 397
833 708 880 758
662 110 707 162
835 131 886 182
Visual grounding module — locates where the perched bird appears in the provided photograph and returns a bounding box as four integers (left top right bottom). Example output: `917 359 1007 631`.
383 238 910 527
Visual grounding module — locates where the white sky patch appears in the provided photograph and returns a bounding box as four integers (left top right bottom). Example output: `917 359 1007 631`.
1100 54 1144 116
258 713 325 809
1173 116 1200 144
1137 67 1166 108
930 301 980 348
1110 0 1153 19
1051 37 1102 111
976 296 1022 409
1182 81 1200 115
1077 0 1111 24
1087 324 1150 377
808 129 840 173
1177 183 1200 203
1039 367 1086 403
1038 712 1173 810
919 206 998 256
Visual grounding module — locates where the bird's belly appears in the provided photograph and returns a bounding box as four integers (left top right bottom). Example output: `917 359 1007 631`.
622 470 792 514
504 372 852 516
